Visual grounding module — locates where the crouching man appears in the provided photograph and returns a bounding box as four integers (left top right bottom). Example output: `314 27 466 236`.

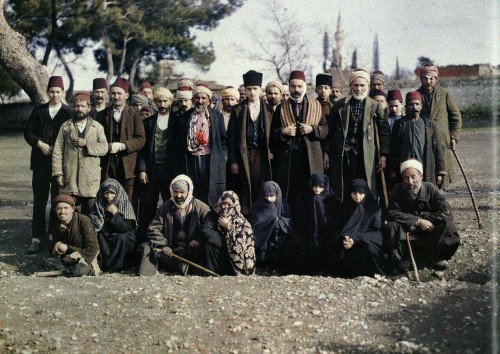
43 195 101 276
138 175 210 275
384 159 460 272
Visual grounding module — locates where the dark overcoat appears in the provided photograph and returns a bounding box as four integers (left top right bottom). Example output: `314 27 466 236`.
325 96 390 201
98 104 146 180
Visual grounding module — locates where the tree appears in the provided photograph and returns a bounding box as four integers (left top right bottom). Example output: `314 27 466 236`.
241 0 312 82
373 33 379 71
351 48 358 69
0 0 49 105
395 57 400 80
417 56 434 67
322 30 329 72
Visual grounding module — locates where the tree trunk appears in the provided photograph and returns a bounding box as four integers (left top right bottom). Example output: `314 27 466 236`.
54 46 74 100
0 0 48 105
128 56 141 93
102 31 114 83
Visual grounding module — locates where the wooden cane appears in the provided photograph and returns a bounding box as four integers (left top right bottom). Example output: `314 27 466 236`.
154 249 219 277
374 120 389 208
406 232 420 283
451 148 483 229
35 270 63 277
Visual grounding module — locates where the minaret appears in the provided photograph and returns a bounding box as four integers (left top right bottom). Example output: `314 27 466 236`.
334 12 345 69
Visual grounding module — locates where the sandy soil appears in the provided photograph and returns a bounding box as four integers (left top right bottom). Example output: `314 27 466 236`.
0 128 498 353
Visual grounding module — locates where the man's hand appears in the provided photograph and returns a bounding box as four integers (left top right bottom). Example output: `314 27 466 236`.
56 176 65 188
109 142 126 154
230 162 239 175
189 240 199 247
161 246 173 257
282 125 297 137
218 216 230 230
377 156 387 172
70 138 86 147
105 203 118 215
323 152 330 170
139 172 148 184
53 241 68 256
343 236 354 250
450 138 457 151
436 175 443 187
298 123 313 135
37 141 53 155
417 219 435 232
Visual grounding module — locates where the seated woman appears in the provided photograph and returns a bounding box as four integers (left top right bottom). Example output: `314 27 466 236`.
44 194 101 277
90 179 137 272
334 179 386 277
249 181 291 269
283 173 336 275
199 191 256 275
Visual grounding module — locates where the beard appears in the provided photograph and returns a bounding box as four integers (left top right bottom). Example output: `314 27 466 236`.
174 196 186 205
195 104 206 113
352 91 368 101
406 180 422 197
74 112 89 121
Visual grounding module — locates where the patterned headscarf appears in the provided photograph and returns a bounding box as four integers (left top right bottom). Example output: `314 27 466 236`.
90 179 136 231
214 191 256 275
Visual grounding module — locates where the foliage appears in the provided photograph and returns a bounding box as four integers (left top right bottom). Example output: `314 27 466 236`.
417 56 434 68
461 103 492 124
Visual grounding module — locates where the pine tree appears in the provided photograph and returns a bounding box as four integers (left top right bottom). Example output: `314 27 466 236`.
323 30 329 72
351 48 358 69
373 34 380 71
395 57 400 80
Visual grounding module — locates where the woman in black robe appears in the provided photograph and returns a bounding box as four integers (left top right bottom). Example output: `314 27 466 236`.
334 179 386 277
249 181 292 268
90 179 137 272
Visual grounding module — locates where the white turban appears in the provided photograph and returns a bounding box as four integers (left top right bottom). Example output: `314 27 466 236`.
400 159 423 175
349 69 371 86
193 85 212 100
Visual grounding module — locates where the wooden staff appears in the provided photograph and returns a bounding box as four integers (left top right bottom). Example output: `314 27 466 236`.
35 270 63 277
406 233 420 283
154 249 219 277
374 120 389 208
452 148 483 229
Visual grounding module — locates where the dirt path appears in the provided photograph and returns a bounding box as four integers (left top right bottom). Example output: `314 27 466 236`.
0 129 498 353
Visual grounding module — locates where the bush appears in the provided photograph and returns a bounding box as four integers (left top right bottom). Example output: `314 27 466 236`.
461 103 493 127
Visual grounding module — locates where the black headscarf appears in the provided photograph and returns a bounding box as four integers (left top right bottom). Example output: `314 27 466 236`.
249 182 282 251
307 173 335 247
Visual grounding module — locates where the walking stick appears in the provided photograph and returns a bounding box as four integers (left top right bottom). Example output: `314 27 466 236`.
405 233 420 283
451 148 483 229
374 120 389 208
35 270 63 277
154 248 219 277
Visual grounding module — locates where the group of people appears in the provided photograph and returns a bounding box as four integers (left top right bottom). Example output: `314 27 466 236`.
23 62 461 277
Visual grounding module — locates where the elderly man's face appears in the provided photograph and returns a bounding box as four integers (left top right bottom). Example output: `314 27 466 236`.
178 98 192 112
266 86 282 106
316 85 332 101
388 100 403 116
420 75 437 92
289 79 306 100
173 190 188 205
402 168 423 194
155 96 172 115
350 78 368 100
370 79 385 91
93 88 108 105
193 93 210 112
110 87 129 108
406 100 422 118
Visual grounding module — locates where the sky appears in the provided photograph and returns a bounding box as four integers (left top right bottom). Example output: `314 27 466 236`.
46 0 499 91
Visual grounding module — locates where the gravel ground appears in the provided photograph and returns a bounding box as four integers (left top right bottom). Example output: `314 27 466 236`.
0 129 498 353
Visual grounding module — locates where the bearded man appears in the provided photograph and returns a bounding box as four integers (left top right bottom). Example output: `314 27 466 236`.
270 70 328 203
384 159 460 272
52 92 108 215
173 85 227 206
417 63 462 188
265 81 283 111
331 81 343 103
324 69 391 202
220 87 240 131
138 175 210 276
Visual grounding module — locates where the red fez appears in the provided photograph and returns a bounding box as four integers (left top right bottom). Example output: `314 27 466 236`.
92 78 108 91
289 70 306 83
316 73 333 87
387 89 403 102
47 76 64 90
140 81 152 90
405 91 422 103
371 89 386 98
243 70 263 87
74 91 91 103
111 77 129 93
52 194 76 207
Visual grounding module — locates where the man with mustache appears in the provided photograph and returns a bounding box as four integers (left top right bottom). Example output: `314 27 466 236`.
417 63 462 189
138 175 210 276
173 84 227 206
90 78 109 119
52 92 108 216
265 81 283 112
324 69 391 202
384 159 460 272
270 70 328 204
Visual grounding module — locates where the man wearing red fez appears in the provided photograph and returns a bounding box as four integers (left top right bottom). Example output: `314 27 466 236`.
417 63 461 188
324 69 391 202
270 70 329 203
387 89 404 132
52 92 108 216
172 83 227 206
388 91 446 188
97 77 145 201
24 75 72 254
91 78 109 119
227 70 273 214
139 81 153 100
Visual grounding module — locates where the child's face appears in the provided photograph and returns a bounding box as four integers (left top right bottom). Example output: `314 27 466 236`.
312 185 324 195
351 192 366 204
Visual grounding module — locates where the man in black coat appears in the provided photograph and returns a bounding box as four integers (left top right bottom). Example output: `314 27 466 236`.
24 76 72 254
384 159 460 272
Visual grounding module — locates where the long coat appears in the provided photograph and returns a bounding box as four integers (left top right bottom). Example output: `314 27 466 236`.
389 115 446 185
52 118 109 197
24 103 72 171
325 96 391 201
417 86 462 186
227 100 273 213
270 96 329 196
173 107 228 206
97 104 146 180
